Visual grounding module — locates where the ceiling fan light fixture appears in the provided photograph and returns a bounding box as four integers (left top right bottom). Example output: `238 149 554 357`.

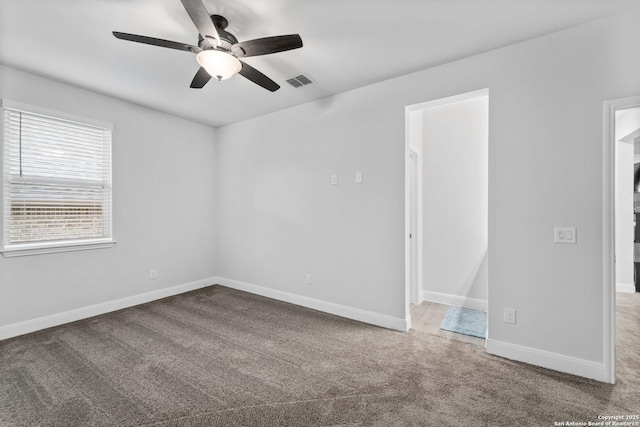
196 50 241 81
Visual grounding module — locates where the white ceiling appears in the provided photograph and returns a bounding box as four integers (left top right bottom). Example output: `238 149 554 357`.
2 0 639 128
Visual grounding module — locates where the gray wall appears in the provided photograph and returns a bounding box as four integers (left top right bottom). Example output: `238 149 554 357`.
0 65 217 327
215 9 640 368
215 86 404 316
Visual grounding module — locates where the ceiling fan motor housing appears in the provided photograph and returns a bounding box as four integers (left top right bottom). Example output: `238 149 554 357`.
198 15 237 52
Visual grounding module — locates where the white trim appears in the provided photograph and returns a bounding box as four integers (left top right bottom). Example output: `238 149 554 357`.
408 149 422 306
0 277 215 340
486 338 607 382
2 239 116 257
404 110 414 321
405 88 490 113
619 127 640 143
616 282 636 293
405 314 412 331
422 290 488 311
603 99 616 384
214 277 409 332
603 95 640 384
1 98 113 130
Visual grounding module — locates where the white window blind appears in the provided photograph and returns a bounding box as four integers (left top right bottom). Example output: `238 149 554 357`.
2 102 113 254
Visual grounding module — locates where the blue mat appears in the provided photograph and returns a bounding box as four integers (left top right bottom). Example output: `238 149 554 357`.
440 306 487 339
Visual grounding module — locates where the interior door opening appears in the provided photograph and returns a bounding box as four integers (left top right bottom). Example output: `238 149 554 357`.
615 107 640 293
604 95 640 384
404 89 489 343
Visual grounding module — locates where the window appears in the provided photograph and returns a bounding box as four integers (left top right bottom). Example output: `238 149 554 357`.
1 100 114 257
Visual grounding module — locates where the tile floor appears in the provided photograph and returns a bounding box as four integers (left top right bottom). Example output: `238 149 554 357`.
410 301 486 347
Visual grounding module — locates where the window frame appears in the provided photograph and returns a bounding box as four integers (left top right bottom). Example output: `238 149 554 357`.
0 99 115 257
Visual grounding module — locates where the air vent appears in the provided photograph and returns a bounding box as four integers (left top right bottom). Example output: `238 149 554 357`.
286 74 314 88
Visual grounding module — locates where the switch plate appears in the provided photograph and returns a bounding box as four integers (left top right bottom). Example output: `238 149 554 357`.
554 227 577 244
305 274 312 285
504 308 516 324
150 269 157 280
331 174 338 185
355 171 363 183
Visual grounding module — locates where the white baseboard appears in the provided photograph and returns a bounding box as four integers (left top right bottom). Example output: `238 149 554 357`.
486 338 607 383
616 282 636 293
422 290 488 311
0 277 216 341
214 277 409 332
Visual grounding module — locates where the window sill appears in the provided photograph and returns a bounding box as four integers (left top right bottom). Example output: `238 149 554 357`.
1 239 116 258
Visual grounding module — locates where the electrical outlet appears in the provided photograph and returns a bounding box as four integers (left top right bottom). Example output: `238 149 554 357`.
355 171 363 183
504 308 516 324
331 174 338 185
305 274 312 285
150 269 157 280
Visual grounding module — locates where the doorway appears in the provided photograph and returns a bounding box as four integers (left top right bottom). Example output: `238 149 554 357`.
404 89 489 338
604 95 640 384
614 107 640 294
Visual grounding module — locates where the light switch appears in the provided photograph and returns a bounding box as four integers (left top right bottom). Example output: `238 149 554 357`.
355 171 363 183
554 227 577 244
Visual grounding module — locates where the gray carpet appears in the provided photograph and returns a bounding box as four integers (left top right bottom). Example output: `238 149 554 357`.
0 285 638 426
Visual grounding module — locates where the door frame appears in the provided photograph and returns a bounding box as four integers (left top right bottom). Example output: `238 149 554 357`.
603 94 640 384
408 149 421 306
404 106 424 328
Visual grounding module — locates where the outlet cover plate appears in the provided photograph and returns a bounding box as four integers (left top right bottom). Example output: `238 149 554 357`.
504 308 516 324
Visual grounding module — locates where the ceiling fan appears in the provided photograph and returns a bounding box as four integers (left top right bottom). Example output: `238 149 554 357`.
113 0 303 92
